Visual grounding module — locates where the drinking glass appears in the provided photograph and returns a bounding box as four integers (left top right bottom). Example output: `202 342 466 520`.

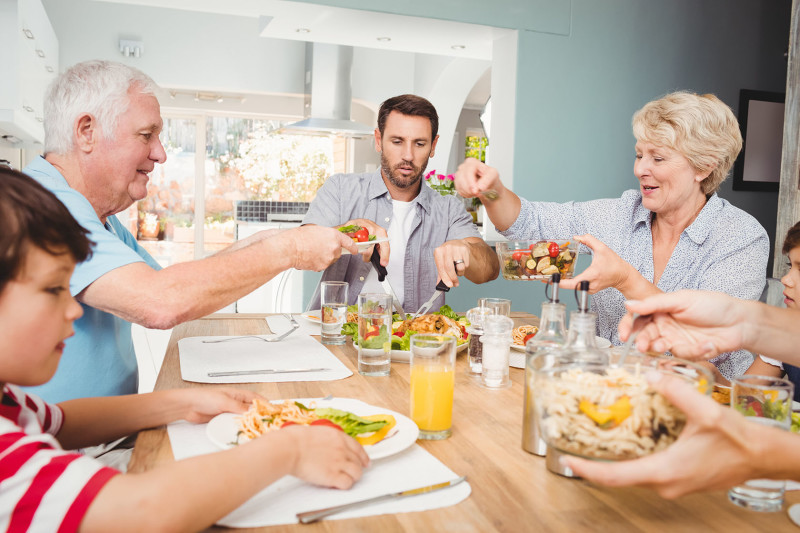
478 297 511 317
410 334 457 440
480 314 514 389
320 281 348 345
357 293 392 376
728 375 794 512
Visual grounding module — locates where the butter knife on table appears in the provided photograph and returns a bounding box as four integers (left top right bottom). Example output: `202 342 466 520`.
369 247 406 320
207 368 330 377
296 476 467 524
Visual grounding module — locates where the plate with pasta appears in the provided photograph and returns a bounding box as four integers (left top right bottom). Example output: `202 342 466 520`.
510 325 612 352
206 397 419 460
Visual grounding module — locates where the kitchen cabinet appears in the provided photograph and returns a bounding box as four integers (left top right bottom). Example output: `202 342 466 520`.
0 0 58 147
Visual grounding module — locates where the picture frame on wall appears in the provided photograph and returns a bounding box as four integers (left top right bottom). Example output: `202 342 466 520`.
732 89 785 192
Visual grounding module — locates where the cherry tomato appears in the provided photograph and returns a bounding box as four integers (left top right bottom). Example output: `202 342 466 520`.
512 251 523 261
548 242 560 258
393 331 405 337
311 419 344 431
363 328 380 340
461 325 468 338
523 332 537 344
354 228 370 242
281 421 299 428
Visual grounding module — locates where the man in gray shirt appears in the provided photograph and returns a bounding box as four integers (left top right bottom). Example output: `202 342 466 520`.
303 94 499 313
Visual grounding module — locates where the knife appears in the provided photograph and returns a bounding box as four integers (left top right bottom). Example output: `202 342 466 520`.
369 247 406 320
207 368 331 377
296 476 467 524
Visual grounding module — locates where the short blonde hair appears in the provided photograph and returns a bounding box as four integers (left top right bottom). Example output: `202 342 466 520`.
632 91 742 195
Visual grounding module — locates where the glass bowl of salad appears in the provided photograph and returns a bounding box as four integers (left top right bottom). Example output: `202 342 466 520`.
496 240 579 280
533 350 712 461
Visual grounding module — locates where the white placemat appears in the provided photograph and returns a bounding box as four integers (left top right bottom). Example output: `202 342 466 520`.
178 334 352 383
266 314 319 337
167 421 471 527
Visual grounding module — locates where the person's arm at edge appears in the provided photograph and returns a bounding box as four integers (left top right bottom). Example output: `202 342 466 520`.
56 388 260 449
80 425 369 532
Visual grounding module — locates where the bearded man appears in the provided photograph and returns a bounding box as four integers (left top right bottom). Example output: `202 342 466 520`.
303 94 498 312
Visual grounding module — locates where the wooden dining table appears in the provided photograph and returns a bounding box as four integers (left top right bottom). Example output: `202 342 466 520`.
128 312 798 532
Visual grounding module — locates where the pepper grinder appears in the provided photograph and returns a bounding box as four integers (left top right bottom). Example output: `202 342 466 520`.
522 273 567 455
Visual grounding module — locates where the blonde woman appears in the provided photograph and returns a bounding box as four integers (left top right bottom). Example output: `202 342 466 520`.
455 91 768 380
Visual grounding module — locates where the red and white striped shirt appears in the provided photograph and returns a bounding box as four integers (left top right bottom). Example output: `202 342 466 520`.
0 385 119 533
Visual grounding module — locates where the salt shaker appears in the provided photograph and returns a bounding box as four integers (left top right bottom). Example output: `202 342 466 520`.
480 314 514 388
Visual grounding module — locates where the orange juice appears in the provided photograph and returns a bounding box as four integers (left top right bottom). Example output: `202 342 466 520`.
410 363 455 433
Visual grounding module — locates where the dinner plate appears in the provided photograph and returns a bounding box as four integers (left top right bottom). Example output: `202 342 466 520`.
510 336 611 352
206 397 419 460
391 342 468 363
301 310 321 324
341 237 389 255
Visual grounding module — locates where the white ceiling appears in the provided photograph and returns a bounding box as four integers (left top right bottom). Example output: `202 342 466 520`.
95 0 510 61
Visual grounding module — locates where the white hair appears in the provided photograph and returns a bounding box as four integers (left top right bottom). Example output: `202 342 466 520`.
44 60 158 155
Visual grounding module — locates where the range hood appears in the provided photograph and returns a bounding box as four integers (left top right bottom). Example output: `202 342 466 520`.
282 43 374 138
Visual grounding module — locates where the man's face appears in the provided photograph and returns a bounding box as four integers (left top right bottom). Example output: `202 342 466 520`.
375 111 438 191
88 88 166 216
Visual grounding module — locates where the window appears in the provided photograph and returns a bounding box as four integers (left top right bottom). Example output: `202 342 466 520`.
465 128 488 163
129 113 337 266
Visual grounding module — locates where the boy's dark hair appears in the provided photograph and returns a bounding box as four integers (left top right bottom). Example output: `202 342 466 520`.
0 167 93 292
377 94 439 140
783 221 800 255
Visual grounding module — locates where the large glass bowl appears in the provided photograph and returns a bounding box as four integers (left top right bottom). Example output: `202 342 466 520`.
496 240 579 280
533 351 712 461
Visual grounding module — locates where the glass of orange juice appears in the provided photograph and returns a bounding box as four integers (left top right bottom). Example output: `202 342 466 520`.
410 334 457 440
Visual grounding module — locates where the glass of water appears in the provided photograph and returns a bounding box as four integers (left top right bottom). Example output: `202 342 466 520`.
728 375 794 512
478 297 511 317
357 293 393 376
320 281 348 345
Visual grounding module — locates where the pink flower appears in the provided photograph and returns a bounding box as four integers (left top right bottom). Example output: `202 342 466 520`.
437 174 445 180
447 174 454 181
425 170 436 179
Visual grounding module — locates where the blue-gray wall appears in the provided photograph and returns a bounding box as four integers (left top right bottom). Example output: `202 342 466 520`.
305 0 791 315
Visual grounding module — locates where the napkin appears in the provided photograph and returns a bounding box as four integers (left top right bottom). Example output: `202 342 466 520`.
266 314 319 337
178 334 352 383
167 421 471 527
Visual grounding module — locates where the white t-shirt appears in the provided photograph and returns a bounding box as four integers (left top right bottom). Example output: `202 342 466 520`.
361 199 417 305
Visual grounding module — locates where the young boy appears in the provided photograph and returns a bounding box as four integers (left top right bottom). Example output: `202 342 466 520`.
0 168 368 531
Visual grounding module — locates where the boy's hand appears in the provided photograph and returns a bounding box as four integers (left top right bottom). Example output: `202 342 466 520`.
182 388 262 424
282 425 370 489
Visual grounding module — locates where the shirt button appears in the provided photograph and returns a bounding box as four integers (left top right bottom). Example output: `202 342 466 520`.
384 217 390 222
359 276 365 281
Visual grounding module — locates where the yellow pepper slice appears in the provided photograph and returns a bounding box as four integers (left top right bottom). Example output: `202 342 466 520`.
579 396 632 428
355 414 396 445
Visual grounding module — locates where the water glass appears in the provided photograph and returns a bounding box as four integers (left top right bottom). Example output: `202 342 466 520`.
320 281 348 345
478 297 511 317
410 334 457 440
480 314 514 389
465 306 494 375
357 293 393 376
728 375 794 512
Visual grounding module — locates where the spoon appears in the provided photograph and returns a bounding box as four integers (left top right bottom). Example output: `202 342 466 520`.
481 189 499 201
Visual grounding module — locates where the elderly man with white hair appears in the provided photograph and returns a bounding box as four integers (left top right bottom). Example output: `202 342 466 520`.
23 60 356 405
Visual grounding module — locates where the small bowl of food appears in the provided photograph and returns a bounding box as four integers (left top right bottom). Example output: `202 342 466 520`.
496 240 579 280
533 352 712 461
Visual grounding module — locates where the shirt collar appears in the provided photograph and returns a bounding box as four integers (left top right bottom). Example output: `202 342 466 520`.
634 191 722 244
365 169 433 214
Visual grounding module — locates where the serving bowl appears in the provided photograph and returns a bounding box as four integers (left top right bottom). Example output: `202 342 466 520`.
533 352 712 461
496 240 579 280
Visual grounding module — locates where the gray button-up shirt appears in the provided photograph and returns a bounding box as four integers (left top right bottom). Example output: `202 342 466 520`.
303 170 481 313
501 189 769 380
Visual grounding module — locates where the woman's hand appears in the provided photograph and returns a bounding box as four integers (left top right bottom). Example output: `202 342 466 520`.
559 234 636 294
453 158 501 198
562 372 767 498
618 291 749 359
181 387 263 424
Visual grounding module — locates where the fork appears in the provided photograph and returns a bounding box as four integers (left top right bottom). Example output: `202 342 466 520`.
202 316 299 344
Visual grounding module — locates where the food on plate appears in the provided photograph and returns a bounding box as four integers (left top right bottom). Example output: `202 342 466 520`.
498 240 578 279
236 399 396 446
338 224 377 243
792 412 800 434
535 366 689 460
512 325 539 346
396 314 464 339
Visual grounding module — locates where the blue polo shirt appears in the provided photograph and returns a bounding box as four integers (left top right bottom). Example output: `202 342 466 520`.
23 157 161 402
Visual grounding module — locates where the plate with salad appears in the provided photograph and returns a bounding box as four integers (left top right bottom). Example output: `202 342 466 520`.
341 305 469 363
338 224 389 253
